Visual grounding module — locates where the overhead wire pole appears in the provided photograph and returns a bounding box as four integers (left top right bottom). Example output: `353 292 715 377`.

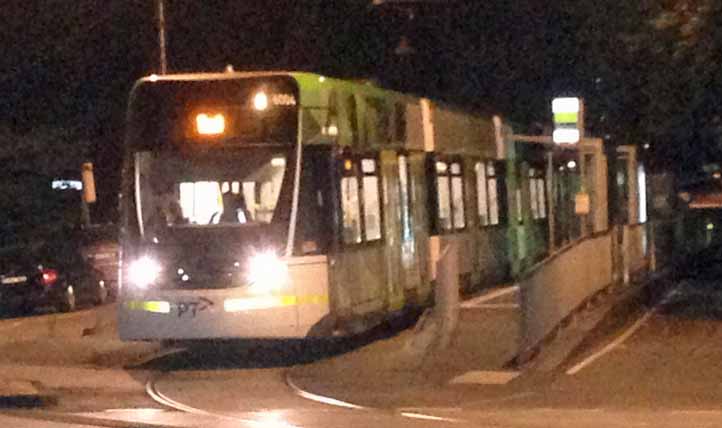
372 0 461 351
157 0 168 74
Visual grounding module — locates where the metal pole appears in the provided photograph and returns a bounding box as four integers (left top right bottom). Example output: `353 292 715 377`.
158 0 168 74
546 151 555 254
435 241 459 350
578 148 587 238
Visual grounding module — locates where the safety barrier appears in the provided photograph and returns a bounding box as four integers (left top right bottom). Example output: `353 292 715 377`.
518 230 613 355
517 213 713 362
624 223 648 277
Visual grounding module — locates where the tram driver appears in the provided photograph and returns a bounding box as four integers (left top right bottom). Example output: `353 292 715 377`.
219 189 252 224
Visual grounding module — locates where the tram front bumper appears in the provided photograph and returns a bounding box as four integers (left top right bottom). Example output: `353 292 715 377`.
118 292 328 340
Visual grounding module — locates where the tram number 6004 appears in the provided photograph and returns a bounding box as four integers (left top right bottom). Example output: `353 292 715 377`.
176 297 214 318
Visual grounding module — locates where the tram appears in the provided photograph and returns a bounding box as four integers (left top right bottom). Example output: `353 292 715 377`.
117 71 549 340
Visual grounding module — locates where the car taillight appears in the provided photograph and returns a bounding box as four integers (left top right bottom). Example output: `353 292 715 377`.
41 268 58 286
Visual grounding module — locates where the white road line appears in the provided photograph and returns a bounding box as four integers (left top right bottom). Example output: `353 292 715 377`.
461 284 519 308
449 370 520 385
397 407 462 413
399 412 460 422
566 288 679 375
475 303 519 309
286 372 460 422
284 372 366 410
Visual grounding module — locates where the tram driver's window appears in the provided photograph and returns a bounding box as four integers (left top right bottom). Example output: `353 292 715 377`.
340 173 362 244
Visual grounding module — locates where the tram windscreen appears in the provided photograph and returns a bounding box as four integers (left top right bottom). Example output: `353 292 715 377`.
135 148 292 232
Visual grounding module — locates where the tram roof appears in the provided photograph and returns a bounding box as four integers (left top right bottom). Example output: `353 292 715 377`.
136 71 410 100
134 71 496 116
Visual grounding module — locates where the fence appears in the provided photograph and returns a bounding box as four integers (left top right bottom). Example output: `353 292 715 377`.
517 214 710 359
518 231 613 354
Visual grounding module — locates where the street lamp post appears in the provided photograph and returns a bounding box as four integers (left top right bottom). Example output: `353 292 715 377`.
157 0 168 74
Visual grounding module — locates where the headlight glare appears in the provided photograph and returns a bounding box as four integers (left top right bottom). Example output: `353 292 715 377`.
128 256 162 289
247 251 289 294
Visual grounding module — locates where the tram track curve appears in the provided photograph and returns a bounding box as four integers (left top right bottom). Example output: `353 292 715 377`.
146 368 461 426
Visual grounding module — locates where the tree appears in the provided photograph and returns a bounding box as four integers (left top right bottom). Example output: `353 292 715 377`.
538 0 722 173
0 125 92 242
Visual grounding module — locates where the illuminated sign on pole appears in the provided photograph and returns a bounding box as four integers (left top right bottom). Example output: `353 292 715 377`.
552 97 583 144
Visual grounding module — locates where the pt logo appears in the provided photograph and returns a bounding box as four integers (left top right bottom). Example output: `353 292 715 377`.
176 297 213 318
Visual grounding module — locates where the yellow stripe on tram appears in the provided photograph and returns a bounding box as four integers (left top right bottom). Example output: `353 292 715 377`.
294 295 329 305
126 300 171 314
127 295 328 314
223 295 328 313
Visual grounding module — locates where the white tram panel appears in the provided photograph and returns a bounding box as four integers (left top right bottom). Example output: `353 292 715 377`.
118 255 330 340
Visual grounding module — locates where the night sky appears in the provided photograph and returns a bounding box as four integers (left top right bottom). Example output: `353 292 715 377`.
1 1 720 198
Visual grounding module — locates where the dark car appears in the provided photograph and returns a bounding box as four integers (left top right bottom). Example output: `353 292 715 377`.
0 238 110 315
0 170 110 314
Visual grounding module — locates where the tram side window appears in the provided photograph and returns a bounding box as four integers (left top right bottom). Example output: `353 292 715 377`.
436 160 466 232
529 168 539 220
340 174 362 244
340 157 383 244
488 162 501 225
398 155 412 241
436 162 452 231
451 163 465 229
529 168 547 220
297 149 334 255
538 174 546 219
475 160 502 226
361 159 382 241
475 162 489 226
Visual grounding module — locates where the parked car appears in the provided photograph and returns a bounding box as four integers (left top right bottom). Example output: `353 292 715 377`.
0 238 110 315
0 169 110 314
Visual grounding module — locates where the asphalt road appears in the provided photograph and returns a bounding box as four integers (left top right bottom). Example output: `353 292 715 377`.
66 340 462 428
132 247 722 427
533 249 722 411
6 249 722 427
459 247 722 427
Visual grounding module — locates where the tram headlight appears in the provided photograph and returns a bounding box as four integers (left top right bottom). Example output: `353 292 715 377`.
128 256 162 289
253 91 269 111
247 251 289 294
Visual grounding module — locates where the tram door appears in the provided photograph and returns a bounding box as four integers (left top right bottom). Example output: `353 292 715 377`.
380 151 404 311
396 152 424 302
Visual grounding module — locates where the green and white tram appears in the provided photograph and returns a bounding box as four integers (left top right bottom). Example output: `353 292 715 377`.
117 70 532 340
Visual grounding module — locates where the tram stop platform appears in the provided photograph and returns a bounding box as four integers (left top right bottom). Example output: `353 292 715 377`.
287 277 658 411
